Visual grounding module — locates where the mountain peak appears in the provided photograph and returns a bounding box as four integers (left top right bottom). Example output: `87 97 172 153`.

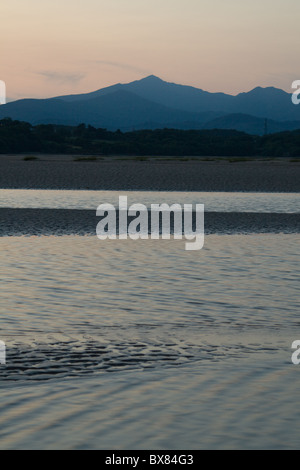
142 75 163 82
125 75 168 91
243 86 287 96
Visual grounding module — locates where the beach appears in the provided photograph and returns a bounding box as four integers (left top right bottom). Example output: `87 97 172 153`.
0 155 299 192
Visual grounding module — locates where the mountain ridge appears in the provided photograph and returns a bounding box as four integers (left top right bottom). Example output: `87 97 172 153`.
0 75 299 134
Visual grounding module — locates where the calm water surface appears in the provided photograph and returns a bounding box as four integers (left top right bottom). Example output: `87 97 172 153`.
0 189 299 213
0 234 299 449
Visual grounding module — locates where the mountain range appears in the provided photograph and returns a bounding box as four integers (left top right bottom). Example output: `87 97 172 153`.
0 75 299 135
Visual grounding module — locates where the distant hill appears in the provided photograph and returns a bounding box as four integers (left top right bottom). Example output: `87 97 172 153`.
0 75 299 134
203 113 300 135
1 118 300 157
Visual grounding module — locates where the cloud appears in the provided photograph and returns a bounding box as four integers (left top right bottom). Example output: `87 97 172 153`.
36 71 85 84
94 60 150 75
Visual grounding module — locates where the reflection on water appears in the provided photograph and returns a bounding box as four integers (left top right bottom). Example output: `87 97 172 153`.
0 234 299 449
0 189 299 213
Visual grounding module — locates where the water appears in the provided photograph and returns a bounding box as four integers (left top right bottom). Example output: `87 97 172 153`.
0 190 299 449
0 189 299 213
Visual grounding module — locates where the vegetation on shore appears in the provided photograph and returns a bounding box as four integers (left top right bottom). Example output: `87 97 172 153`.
0 118 299 157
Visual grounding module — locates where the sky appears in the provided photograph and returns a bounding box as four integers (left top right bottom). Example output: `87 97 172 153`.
1 0 300 101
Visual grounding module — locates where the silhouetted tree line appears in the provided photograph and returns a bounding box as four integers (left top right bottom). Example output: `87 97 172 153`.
0 118 299 157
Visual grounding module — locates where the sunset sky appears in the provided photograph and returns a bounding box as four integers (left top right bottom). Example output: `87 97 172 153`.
1 0 299 101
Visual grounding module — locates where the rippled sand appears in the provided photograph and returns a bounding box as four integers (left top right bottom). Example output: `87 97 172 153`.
0 208 299 236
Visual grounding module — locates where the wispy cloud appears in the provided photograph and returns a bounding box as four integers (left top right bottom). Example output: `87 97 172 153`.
94 60 150 75
36 71 85 84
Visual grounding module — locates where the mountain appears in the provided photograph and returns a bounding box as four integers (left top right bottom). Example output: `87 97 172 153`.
53 75 300 120
0 75 299 133
230 87 298 121
0 90 214 130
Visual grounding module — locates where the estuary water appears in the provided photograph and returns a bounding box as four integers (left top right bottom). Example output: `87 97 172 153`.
0 190 299 449
0 189 299 212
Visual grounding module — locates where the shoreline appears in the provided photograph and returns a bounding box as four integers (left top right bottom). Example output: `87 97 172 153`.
0 155 299 192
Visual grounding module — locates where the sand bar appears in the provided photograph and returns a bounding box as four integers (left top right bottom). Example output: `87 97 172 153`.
0 208 299 236
0 155 299 192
